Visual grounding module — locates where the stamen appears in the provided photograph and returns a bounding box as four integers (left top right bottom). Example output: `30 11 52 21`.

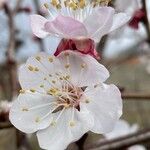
28 102 56 111
30 89 36 93
69 106 75 127
34 67 39 72
35 56 41 61
28 65 34 71
41 105 61 121
19 89 26 94
22 107 29 112
48 57 54 62
35 117 40 123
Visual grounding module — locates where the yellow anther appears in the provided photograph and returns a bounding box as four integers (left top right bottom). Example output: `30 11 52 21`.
19 89 25 94
56 4 62 9
49 74 52 77
22 107 29 112
35 56 41 61
52 80 56 84
59 77 63 80
34 67 39 72
85 99 90 103
47 88 59 96
69 2 78 10
28 65 34 71
50 121 56 126
69 121 75 127
35 117 40 123
78 0 86 8
81 63 86 68
65 64 70 69
48 57 53 62
63 75 70 80
40 84 44 88
44 3 49 9
66 75 70 80
30 89 36 93
51 0 58 6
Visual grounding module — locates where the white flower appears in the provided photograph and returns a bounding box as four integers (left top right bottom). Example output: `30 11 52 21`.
9 51 122 150
104 119 146 150
30 0 130 42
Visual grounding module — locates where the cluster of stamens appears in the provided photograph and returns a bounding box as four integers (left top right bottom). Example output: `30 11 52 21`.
44 0 111 11
20 52 88 127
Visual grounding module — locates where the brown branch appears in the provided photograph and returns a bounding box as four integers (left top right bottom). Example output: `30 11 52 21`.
122 92 150 100
86 128 150 150
4 4 18 100
0 122 13 129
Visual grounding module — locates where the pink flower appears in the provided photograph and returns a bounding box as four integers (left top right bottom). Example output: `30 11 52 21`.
30 2 130 43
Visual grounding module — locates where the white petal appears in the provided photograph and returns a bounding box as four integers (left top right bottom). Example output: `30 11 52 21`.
128 145 146 150
57 51 109 87
105 119 139 139
81 84 122 134
84 7 115 42
9 93 55 133
109 13 131 32
37 108 93 150
30 15 49 38
105 120 132 139
19 52 62 92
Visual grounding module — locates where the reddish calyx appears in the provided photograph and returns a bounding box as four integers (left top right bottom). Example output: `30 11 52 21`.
54 39 100 59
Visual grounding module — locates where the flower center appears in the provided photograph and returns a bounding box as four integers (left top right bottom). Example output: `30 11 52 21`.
44 0 111 11
48 83 83 111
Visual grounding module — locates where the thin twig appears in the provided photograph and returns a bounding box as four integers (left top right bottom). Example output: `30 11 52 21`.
86 128 150 150
122 92 150 100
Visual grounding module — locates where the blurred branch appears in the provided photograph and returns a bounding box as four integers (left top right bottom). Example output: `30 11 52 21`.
86 128 150 150
13 0 22 14
4 4 18 100
122 92 150 100
32 0 45 52
0 122 13 129
142 0 150 43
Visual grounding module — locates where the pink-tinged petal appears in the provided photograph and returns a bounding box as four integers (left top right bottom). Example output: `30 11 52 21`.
80 84 122 134
37 108 93 150
44 15 87 38
9 93 55 133
57 51 109 87
30 15 49 38
84 7 115 42
109 13 131 32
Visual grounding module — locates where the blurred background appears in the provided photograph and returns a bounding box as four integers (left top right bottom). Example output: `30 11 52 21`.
0 0 150 150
